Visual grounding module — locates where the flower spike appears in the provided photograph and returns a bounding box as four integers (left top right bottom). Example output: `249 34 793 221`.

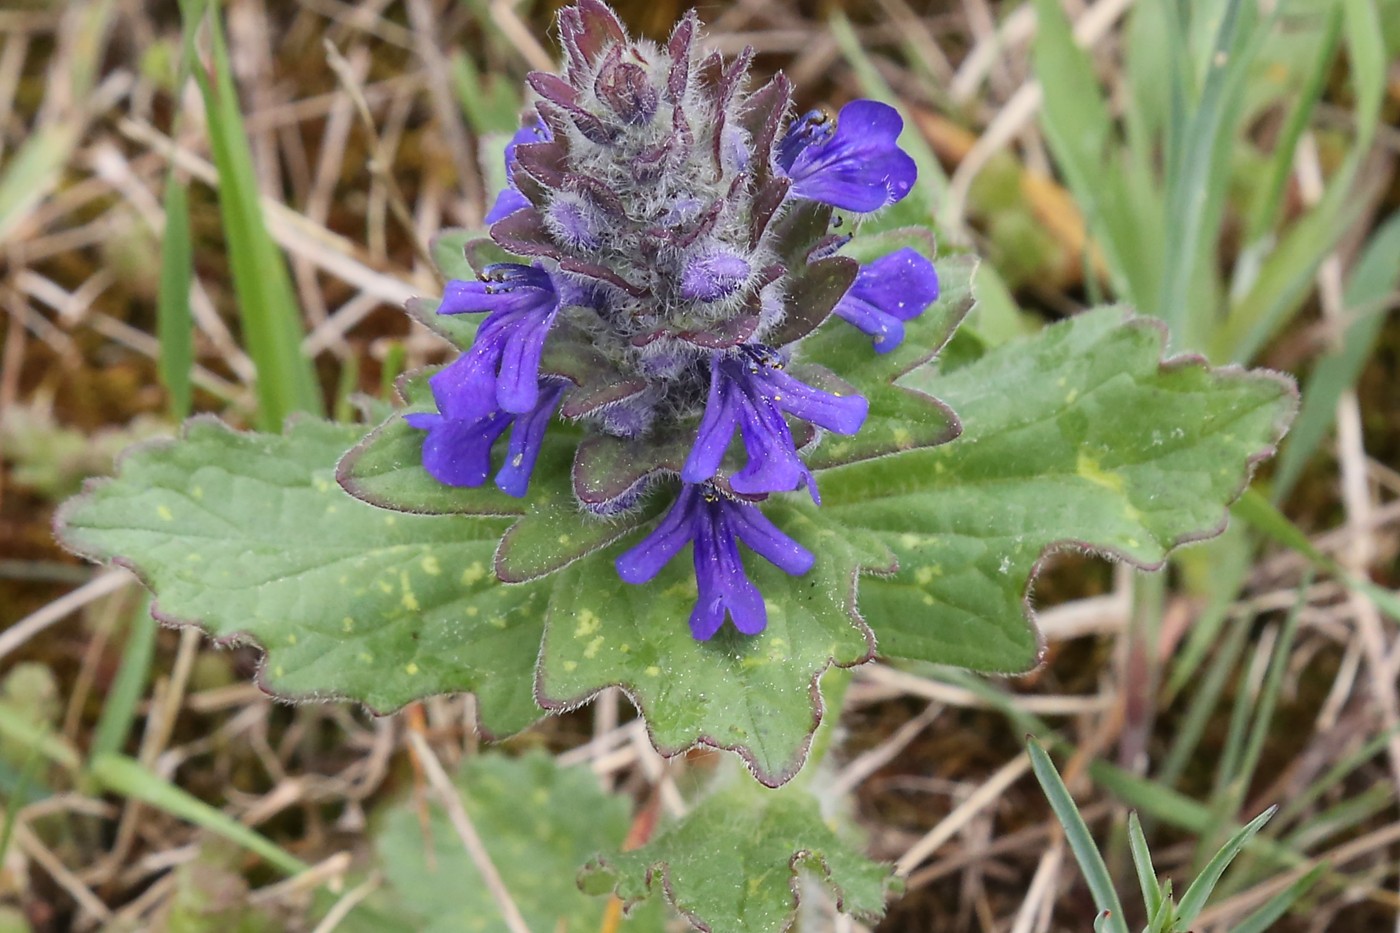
408 1 930 639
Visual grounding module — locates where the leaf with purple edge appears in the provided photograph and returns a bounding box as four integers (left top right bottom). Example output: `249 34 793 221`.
822 307 1298 671
54 418 546 736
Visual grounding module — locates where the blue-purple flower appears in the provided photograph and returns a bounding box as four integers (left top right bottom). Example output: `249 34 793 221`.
406 264 562 496
832 247 940 352
436 264 561 417
405 381 563 496
615 483 815 639
777 100 916 212
682 348 868 500
485 120 551 224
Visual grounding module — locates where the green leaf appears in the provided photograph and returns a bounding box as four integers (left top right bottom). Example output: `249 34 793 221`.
580 780 898 931
376 751 663 933
801 248 971 471
56 419 545 737
537 498 893 787
822 307 1296 671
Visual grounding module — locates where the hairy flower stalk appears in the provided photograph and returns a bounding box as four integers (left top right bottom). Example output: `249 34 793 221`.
410 0 939 639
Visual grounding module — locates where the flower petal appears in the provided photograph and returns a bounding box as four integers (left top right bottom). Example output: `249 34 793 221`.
410 410 511 488
681 358 740 483
615 485 699 584
495 384 564 497
727 502 815 576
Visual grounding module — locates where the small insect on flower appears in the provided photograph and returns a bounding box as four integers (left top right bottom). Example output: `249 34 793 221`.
408 0 940 638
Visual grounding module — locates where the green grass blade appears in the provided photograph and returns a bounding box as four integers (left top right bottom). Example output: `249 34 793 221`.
1273 213 1400 499
1027 740 1129 933
1176 806 1277 925
1276 731 1392 828
450 50 522 136
1164 524 1252 701
1231 490 1400 621
90 753 309 876
1158 613 1251 791
1030 0 1145 302
1244 8 1342 243
89 597 158 761
1232 863 1327 933
157 174 195 420
1153 0 1251 337
180 0 323 429
1127 811 1162 918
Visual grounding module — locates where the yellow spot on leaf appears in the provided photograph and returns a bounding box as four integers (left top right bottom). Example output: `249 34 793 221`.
563 660 578 672
557 533 571 545
400 571 420 612
462 562 486 585
421 555 441 576
405 662 419 675
157 505 173 521
342 617 354 632
645 666 661 677
1076 451 1125 494
574 609 600 639
584 636 604 659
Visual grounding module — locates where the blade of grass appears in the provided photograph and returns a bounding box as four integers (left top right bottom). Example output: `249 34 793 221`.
157 174 195 420
1158 613 1251 791
1027 739 1129 933
1231 863 1327 933
1164 524 1252 701
179 0 323 429
89 753 310 876
450 50 522 136
1231 490 1400 621
1030 0 1145 302
1153 0 1251 336
1243 7 1342 243
1273 213 1400 499
1127 811 1162 918
1176 806 1277 925
88 597 157 761
1276 731 1393 828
